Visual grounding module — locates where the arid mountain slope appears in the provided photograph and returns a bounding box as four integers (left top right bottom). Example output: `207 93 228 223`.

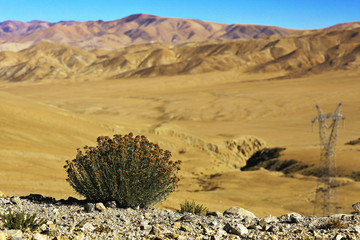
0 14 336 51
323 21 360 30
0 27 359 82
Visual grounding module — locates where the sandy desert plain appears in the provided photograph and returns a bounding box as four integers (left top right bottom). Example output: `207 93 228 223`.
0 16 360 217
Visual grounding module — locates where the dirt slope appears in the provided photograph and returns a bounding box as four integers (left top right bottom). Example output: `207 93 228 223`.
0 90 270 205
1 67 359 216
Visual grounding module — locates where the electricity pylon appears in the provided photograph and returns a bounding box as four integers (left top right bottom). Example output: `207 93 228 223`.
312 103 345 216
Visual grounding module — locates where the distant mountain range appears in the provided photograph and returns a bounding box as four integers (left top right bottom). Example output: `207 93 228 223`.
0 25 359 82
1 14 359 51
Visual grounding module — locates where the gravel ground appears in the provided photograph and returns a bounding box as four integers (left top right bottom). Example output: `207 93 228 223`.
0 194 359 239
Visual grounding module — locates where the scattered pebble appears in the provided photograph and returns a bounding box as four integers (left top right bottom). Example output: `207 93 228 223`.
0 194 359 239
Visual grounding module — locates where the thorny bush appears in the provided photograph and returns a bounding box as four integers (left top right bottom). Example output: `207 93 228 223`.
64 133 181 208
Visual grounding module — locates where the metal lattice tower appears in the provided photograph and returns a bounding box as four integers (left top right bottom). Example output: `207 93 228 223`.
312 103 345 216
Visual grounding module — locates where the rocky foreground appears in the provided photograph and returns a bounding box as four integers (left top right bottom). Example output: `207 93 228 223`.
0 195 360 240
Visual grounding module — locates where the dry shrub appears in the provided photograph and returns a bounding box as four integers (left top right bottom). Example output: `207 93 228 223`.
64 133 181 208
0 210 46 232
179 200 208 215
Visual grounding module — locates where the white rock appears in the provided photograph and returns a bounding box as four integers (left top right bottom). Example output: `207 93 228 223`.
5 229 23 238
10 196 22 207
81 222 95 232
280 212 303 223
32 233 49 240
95 202 107 211
223 206 256 219
224 223 248 236
264 214 278 223
335 233 344 240
216 228 228 236
0 231 8 240
236 224 248 235
74 233 85 240
353 225 360 234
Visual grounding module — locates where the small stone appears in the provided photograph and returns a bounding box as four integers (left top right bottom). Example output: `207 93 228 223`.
264 214 278 223
243 216 253 226
229 235 241 240
95 202 106 211
352 202 360 213
280 212 303 223
216 228 228 237
10 196 22 206
223 206 256 219
201 224 212 235
207 211 223 218
44 230 61 238
105 201 117 208
210 235 221 240
74 233 85 240
164 233 179 239
180 223 193 232
258 219 267 228
223 223 248 236
177 214 195 223
0 232 8 240
84 203 95 212
266 225 277 233
144 212 152 219
53 237 70 240
173 222 181 228
353 225 360 234
150 225 161 236
140 223 152 231
48 223 57 229
152 237 164 240
32 233 49 240
247 224 257 230
81 222 95 232
0 198 10 205
6 229 23 239
335 233 344 240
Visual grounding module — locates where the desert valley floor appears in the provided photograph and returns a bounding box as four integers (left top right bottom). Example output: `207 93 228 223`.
1 68 359 217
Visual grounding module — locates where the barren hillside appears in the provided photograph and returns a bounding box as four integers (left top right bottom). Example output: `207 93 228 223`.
0 27 359 82
0 14 301 51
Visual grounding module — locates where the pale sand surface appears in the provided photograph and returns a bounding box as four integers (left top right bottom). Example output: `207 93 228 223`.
0 69 359 217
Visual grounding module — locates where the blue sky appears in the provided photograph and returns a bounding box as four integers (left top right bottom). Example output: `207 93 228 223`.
1 0 359 29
